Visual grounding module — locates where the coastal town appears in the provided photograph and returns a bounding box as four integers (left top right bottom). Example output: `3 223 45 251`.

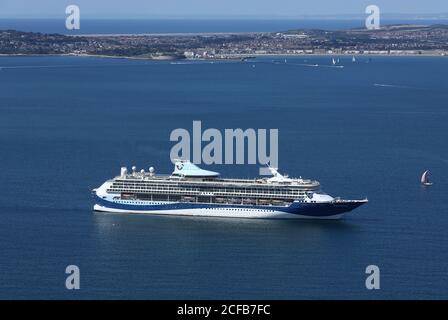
1 24 448 59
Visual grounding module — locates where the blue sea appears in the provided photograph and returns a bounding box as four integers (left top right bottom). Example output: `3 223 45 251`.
0 55 447 299
2 18 448 34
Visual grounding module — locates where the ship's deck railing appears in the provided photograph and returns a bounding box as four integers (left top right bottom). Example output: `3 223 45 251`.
117 193 296 207
115 174 319 188
106 186 312 199
108 182 317 193
108 179 319 198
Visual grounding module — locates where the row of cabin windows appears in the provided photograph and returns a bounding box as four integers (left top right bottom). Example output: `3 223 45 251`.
109 189 304 199
112 183 306 193
110 186 306 195
114 200 275 212
119 193 297 204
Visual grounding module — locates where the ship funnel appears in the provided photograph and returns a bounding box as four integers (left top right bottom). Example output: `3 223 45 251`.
172 159 219 177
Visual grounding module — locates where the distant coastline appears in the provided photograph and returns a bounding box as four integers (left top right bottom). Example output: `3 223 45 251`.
1 52 446 63
1 24 448 60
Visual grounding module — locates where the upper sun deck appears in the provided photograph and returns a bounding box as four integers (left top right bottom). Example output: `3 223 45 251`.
115 174 319 187
113 160 320 190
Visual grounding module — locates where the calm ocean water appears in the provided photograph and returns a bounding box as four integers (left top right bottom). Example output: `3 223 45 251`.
0 55 447 299
2 18 448 34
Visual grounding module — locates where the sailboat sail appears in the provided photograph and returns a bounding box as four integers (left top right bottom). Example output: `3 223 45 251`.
421 170 430 184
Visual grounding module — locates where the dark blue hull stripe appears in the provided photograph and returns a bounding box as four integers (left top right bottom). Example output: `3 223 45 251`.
95 196 364 217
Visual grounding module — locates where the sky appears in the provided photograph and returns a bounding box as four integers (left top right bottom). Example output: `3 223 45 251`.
0 0 447 18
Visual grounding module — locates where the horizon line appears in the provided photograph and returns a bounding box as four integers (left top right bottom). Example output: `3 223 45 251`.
1 13 448 20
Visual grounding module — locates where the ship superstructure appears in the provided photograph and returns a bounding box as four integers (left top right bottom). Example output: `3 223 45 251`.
93 160 367 219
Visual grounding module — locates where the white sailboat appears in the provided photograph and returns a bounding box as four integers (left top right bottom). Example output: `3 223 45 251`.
352 55 356 62
421 170 433 186
332 58 336 65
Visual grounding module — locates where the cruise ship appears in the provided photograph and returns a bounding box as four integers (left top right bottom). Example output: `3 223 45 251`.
93 160 368 219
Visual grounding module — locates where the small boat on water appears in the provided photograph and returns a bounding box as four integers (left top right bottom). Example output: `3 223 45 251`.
421 170 433 186
352 55 356 62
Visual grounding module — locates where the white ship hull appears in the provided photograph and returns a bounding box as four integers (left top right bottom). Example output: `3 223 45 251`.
93 204 344 220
